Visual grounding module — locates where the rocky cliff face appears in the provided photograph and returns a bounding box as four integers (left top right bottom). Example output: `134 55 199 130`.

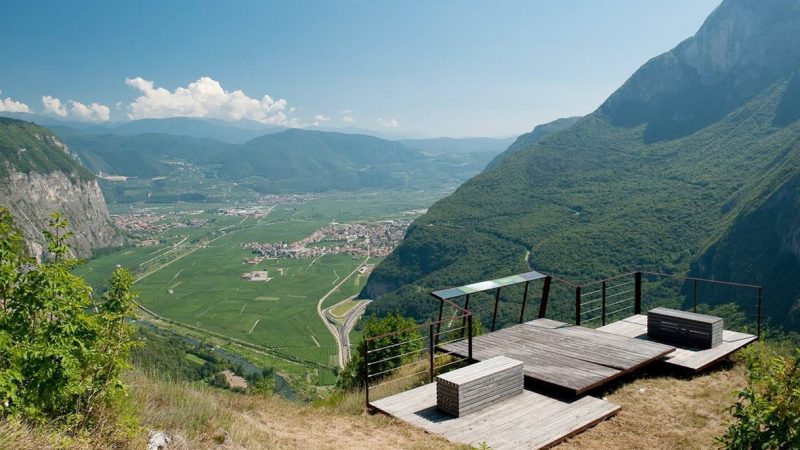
601 0 800 142
0 169 122 259
0 117 122 260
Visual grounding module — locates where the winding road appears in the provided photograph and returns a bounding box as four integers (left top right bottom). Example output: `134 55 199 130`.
316 256 370 368
338 299 370 363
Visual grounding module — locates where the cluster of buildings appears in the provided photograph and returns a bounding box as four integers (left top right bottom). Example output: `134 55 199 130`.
218 206 271 218
241 220 412 260
255 193 317 204
113 211 209 234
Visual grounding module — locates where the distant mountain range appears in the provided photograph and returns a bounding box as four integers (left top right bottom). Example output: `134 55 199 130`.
363 0 800 330
0 113 444 143
26 118 521 196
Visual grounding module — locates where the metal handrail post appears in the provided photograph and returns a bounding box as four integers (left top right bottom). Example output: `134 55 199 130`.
428 323 435 382
538 277 551 319
435 300 444 346
601 281 607 326
491 288 501 331
519 281 530 323
467 314 473 361
364 339 370 410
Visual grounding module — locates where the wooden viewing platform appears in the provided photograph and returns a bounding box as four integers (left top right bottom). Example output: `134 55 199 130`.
598 314 757 371
366 270 763 448
371 382 620 450
443 318 675 395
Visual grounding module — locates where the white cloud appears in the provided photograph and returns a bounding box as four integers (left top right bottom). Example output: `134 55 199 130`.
311 114 330 127
0 90 31 113
42 95 68 117
69 100 110 122
42 95 110 122
340 109 352 114
125 76 291 125
377 117 399 128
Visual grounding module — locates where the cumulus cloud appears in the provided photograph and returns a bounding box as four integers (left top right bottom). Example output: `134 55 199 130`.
42 96 110 122
125 76 291 124
42 95 68 117
377 117 399 128
311 114 330 127
70 100 110 122
0 90 31 113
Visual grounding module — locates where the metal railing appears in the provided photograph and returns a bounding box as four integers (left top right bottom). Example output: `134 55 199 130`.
363 268 764 410
566 271 763 337
364 297 473 409
640 271 763 337
573 272 642 327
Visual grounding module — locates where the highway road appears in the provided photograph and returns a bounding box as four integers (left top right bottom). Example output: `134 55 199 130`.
338 299 371 363
316 257 369 368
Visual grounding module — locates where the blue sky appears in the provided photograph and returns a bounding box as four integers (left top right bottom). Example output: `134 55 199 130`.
0 0 720 137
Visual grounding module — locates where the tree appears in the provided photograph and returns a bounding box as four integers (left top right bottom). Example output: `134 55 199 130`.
337 314 422 390
0 209 139 427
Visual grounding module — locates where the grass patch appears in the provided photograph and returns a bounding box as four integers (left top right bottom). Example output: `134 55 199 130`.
330 299 360 318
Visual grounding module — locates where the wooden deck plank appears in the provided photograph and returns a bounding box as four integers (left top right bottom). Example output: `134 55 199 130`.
598 314 757 371
516 321 675 370
444 318 673 394
371 382 620 450
492 396 619 449
445 331 619 394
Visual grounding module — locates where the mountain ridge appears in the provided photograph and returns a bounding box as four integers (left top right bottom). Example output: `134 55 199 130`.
362 0 800 329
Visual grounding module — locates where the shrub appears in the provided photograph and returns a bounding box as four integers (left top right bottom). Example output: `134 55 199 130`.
718 344 800 449
336 314 422 390
0 209 139 428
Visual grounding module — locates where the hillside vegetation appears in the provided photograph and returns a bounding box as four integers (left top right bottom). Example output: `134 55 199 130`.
4 348 781 449
363 0 800 330
53 126 513 196
0 117 92 181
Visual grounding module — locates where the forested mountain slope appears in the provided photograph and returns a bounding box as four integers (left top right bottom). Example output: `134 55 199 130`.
362 0 800 329
53 126 493 194
218 129 427 192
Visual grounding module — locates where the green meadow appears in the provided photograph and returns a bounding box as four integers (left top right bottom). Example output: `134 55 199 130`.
75 191 442 386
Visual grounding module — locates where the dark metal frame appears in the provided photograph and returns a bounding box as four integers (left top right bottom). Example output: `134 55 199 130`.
364 296 473 411
431 274 552 337
566 270 763 338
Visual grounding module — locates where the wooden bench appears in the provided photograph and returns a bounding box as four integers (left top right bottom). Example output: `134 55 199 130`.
435 355 523 417
648 307 723 349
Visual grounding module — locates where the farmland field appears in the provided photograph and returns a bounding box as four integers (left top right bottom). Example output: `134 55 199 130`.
75 190 444 388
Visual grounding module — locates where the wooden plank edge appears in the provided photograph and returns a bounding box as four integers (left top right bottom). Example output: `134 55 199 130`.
539 402 622 450
665 335 758 373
